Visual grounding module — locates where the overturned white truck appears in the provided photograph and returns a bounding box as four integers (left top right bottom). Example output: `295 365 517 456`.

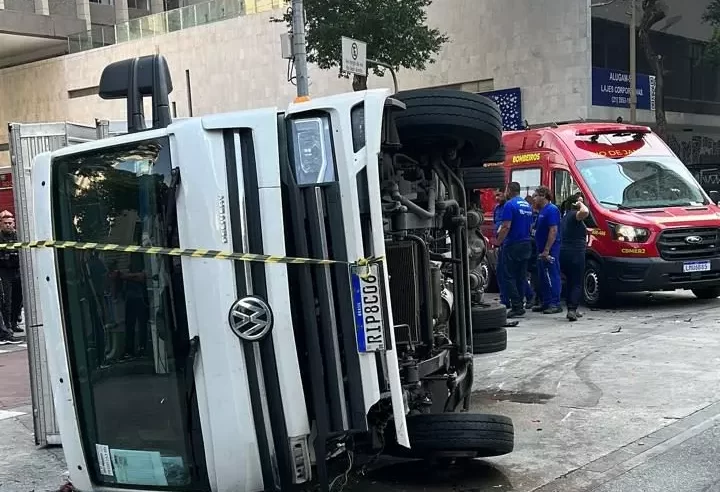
33 55 513 491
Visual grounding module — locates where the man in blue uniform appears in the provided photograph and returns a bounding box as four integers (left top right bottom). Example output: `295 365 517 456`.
492 191 509 306
533 186 562 314
495 182 533 317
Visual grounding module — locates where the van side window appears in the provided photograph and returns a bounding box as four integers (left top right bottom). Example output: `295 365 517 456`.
510 168 541 197
553 169 579 206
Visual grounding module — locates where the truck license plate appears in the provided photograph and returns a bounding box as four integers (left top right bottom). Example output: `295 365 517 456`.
683 260 711 273
351 263 385 353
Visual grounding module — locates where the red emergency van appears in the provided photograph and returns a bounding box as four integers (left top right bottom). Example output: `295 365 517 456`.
495 122 720 307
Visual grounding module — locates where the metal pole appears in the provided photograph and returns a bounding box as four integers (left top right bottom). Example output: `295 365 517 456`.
629 0 637 123
291 0 309 98
367 59 399 93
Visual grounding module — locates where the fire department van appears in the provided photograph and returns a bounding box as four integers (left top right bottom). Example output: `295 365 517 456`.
501 122 720 307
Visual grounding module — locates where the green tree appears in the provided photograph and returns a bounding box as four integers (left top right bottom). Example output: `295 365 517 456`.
638 0 668 139
285 0 448 91
702 0 720 64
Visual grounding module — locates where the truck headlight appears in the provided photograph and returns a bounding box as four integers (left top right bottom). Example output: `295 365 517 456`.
608 222 650 243
290 115 336 186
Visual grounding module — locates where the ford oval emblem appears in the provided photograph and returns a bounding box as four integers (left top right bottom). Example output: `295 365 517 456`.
685 235 703 244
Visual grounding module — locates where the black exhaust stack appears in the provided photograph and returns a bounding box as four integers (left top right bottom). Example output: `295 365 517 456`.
99 54 174 134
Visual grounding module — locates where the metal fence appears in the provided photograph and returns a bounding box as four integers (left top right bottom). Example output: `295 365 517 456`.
68 0 284 54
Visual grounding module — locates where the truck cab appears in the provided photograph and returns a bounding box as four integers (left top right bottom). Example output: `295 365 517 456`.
502 123 720 306
33 55 514 492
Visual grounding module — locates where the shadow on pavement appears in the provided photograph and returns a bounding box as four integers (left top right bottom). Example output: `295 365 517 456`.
351 458 513 491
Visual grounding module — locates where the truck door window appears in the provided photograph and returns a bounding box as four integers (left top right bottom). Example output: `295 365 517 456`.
51 138 208 490
553 169 580 206
510 168 541 197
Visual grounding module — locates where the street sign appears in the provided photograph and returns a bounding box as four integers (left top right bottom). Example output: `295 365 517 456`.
341 36 367 76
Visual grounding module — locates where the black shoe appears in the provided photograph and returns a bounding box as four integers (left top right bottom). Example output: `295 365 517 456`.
11 326 22 333
0 335 22 345
567 310 578 322
532 305 547 312
543 306 563 314
507 308 526 318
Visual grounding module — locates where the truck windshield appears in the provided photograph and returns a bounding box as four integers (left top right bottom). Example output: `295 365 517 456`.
575 156 709 209
51 138 207 490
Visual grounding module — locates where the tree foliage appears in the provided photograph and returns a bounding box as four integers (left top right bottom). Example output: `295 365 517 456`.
702 0 720 65
638 0 668 139
284 0 448 90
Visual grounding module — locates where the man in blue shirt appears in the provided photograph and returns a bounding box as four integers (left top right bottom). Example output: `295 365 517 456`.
495 182 533 317
532 186 562 314
492 191 509 306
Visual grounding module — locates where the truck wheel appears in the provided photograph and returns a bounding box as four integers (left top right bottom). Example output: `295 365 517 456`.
472 328 507 354
462 167 506 190
394 89 502 163
691 287 720 299
407 412 514 457
471 303 506 332
463 143 507 168
584 259 613 308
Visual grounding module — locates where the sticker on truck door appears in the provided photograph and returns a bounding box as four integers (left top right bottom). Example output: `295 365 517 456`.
350 263 386 352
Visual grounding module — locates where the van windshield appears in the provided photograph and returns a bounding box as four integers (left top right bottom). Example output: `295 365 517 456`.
575 156 708 209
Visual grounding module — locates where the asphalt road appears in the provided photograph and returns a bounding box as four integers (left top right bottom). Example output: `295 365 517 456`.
2 292 720 492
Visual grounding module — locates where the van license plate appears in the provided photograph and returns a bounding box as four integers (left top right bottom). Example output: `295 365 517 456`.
351 263 385 353
683 260 711 273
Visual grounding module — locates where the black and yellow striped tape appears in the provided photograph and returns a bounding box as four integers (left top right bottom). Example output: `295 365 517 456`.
0 240 383 267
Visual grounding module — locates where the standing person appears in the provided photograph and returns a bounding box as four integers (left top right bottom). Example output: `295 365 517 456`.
492 191 509 307
0 214 21 334
524 194 538 308
560 193 590 321
495 182 534 318
8 215 22 330
533 187 562 314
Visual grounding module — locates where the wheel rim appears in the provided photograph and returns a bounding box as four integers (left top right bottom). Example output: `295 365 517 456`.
479 263 489 289
584 270 599 303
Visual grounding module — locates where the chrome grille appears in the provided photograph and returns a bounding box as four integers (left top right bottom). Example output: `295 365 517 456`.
657 227 720 261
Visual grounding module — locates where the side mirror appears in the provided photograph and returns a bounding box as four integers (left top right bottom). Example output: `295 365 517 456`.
99 54 173 134
709 190 720 205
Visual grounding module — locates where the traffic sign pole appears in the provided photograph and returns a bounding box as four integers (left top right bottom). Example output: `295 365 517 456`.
292 0 309 99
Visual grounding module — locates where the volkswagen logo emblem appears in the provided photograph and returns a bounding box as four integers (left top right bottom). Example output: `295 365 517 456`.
685 235 703 244
228 296 274 342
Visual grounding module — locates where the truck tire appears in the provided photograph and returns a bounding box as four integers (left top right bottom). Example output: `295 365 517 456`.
472 328 507 354
407 412 514 457
691 286 720 299
583 259 614 308
463 167 506 190
462 143 507 168
484 144 506 164
394 89 502 163
471 303 506 332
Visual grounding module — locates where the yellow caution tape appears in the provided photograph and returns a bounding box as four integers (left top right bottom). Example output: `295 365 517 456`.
0 240 384 268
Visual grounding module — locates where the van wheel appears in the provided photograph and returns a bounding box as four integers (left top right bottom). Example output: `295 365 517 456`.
462 167 506 190
406 413 514 458
584 259 613 308
691 287 720 299
393 89 502 163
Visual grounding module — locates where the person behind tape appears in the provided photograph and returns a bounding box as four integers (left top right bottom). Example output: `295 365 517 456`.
532 186 563 314
560 192 590 322
495 182 533 318
492 191 509 306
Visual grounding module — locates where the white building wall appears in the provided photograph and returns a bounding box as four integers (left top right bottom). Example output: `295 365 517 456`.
0 0 592 165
